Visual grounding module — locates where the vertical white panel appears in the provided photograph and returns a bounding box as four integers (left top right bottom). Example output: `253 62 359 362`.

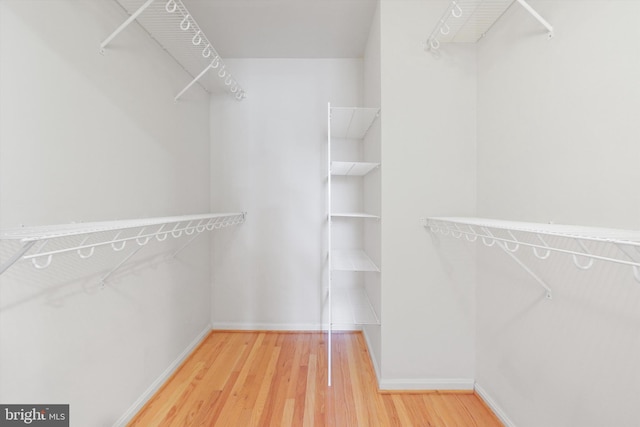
379 0 477 386
362 0 383 383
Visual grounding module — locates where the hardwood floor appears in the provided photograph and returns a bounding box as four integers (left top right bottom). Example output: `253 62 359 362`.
128 331 503 426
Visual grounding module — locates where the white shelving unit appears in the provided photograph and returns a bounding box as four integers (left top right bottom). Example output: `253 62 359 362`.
425 0 553 51
0 213 246 284
327 103 381 386
101 0 245 101
424 217 640 299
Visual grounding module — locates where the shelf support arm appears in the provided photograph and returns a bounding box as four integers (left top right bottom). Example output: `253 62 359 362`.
99 245 145 288
0 241 37 275
615 243 640 283
100 0 157 53
172 233 201 258
496 241 553 299
515 0 554 37
175 63 212 101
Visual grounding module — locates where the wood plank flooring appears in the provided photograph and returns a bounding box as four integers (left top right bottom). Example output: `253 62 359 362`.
128 331 503 426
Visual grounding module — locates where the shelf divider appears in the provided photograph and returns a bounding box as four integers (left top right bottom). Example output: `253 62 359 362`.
331 287 380 327
331 161 380 176
331 249 380 272
331 213 380 219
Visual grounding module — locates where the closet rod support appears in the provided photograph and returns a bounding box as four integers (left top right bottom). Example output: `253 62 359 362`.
0 241 36 275
497 241 553 300
172 232 201 258
175 63 212 101
100 0 157 53
99 245 144 288
515 0 554 38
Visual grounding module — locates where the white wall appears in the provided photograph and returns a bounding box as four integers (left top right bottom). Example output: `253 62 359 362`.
363 1 383 380
476 1 640 425
209 59 363 330
0 1 211 425
477 1 640 229
379 0 477 389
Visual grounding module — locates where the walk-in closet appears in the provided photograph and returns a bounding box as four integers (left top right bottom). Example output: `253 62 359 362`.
1 0 639 426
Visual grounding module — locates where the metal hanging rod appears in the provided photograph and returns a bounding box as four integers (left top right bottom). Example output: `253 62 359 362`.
0 213 246 277
101 0 246 101
423 217 640 297
425 0 553 52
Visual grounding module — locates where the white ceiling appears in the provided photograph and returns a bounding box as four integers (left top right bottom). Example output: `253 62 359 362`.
181 0 379 58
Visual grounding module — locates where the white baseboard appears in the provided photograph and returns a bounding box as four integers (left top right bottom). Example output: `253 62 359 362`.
474 382 516 427
113 325 212 427
379 377 475 391
361 328 382 386
330 323 363 331
211 322 323 331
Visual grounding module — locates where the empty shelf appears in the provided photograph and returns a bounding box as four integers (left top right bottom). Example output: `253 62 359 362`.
426 0 553 51
0 213 246 276
332 287 380 326
331 161 380 176
331 213 380 219
331 250 380 272
0 213 244 242
426 217 640 242
104 0 244 99
330 107 380 139
435 0 513 43
424 217 640 288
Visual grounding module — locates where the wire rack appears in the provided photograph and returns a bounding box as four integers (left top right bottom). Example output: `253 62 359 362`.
0 213 246 281
331 249 380 272
424 217 640 299
102 0 245 100
425 0 553 51
331 287 380 326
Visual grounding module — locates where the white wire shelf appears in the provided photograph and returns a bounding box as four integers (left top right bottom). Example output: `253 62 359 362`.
331 249 380 272
425 0 553 51
101 0 245 101
331 287 380 326
0 213 246 279
330 107 380 139
331 213 380 219
424 217 640 298
425 217 640 243
331 161 380 176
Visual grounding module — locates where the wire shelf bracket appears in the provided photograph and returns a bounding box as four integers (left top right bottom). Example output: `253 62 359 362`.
100 0 246 101
0 241 36 276
496 240 552 299
98 245 144 288
100 0 156 53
